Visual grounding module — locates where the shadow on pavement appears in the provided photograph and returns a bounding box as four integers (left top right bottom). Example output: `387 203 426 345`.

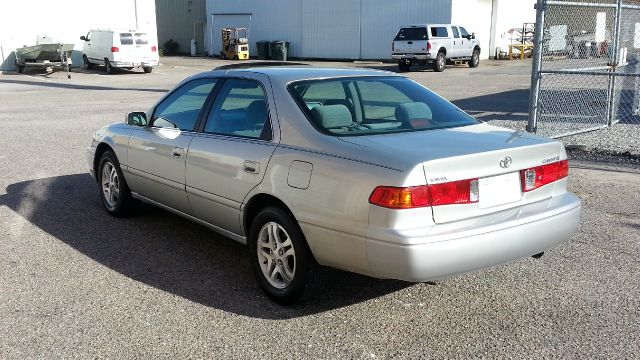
0 174 409 319
0 79 168 93
452 89 530 122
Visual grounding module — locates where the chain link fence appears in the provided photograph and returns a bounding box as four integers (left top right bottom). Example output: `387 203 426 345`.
528 0 640 154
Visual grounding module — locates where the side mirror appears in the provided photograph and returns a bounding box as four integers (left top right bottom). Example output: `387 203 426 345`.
471 33 476 40
126 112 148 126
80 36 87 41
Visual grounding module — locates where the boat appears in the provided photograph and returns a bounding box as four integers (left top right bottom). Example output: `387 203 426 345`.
15 36 74 78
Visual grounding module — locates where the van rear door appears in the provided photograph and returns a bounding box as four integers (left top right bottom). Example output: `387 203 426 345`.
117 32 136 62
133 32 153 63
393 27 428 55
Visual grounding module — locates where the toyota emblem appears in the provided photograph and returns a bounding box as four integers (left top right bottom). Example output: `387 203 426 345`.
499 156 512 168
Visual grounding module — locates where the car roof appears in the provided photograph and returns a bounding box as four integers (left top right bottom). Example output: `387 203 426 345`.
201 66 401 83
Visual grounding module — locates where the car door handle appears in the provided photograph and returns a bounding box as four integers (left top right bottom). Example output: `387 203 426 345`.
243 160 260 174
171 147 184 158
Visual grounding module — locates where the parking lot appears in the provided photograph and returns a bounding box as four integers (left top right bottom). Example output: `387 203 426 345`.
1 57 639 358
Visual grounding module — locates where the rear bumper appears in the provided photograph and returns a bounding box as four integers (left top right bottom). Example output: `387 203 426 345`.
392 53 431 61
111 60 158 68
365 193 581 282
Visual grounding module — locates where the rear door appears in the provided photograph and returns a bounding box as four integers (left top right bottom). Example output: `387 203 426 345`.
451 26 463 57
133 32 154 63
117 32 136 63
186 74 278 235
393 27 428 55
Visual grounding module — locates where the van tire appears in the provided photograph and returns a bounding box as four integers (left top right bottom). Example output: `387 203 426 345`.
83 55 93 70
104 59 115 74
143 66 153 73
433 51 446 72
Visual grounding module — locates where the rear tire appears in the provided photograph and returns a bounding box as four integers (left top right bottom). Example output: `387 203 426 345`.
433 51 446 72
469 49 480 68
143 66 153 73
16 64 24 73
248 206 317 305
104 59 115 74
97 150 139 217
398 60 410 72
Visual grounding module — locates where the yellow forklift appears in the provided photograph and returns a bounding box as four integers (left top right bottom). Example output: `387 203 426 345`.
220 28 249 60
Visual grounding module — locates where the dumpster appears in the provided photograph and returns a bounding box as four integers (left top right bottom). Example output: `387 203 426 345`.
256 41 270 60
271 41 290 61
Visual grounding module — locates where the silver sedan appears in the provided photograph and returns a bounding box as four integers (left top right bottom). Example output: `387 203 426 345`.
87 65 581 304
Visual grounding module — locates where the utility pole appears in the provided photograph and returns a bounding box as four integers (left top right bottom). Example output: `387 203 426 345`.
134 0 139 29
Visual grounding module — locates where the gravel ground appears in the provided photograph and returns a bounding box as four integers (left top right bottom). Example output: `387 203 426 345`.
1 57 639 359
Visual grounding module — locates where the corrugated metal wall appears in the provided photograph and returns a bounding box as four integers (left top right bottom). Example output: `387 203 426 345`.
155 0 206 55
206 0 509 60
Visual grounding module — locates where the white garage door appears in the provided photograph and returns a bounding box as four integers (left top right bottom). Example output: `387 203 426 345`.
210 14 252 56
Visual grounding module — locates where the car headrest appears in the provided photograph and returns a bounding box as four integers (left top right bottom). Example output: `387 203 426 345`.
247 100 267 125
395 102 432 121
310 104 353 129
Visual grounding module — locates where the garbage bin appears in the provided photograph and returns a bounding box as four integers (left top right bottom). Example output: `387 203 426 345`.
271 41 290 61
256 41 270 60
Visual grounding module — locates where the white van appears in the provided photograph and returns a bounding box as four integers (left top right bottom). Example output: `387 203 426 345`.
80 29 159 74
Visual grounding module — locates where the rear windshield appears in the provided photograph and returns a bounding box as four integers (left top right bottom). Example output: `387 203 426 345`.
394 27 428 41
134 33 148 45
119 33 134 45
288 77 478 137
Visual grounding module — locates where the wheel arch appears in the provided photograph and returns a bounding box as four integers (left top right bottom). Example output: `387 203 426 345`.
93 142 115 182
242 193 317 260
438 47 447 55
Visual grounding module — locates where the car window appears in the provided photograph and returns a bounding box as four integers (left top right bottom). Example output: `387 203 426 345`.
394 27 428 41
289 77 477 136
152 79 217 131
452 27 460 38
459 27 469 37
299 81 346 110
203 79 272 140
120 33 134 45
430 27 449 38
134 33 148 45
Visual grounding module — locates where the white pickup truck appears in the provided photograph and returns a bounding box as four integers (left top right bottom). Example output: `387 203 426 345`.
392 24 481 72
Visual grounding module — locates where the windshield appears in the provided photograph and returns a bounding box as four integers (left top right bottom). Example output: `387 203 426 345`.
289 77 478 137
394 27 428 41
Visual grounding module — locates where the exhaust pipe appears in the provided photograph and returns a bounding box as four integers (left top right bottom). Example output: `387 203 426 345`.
531 252 544 259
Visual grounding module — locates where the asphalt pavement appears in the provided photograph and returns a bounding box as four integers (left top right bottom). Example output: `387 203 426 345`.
0 57 638 359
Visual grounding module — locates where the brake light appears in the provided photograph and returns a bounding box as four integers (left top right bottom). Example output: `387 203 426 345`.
369 179 479 209
427 41 432 52
520 160 569 192
111 46 119 52
151 45 157 52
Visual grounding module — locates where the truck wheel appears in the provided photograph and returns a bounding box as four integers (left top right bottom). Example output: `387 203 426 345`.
105 59 115 74
83 55 93 70
469 49 480 68
16 64 25 73
433 52 446 72
143 66 153 73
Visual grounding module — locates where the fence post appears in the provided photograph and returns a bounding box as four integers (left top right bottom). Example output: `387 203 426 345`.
607 0 623 127
527 0 547 133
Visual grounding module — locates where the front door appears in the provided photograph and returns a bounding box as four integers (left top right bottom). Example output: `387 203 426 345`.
186 74 277 235
126 78 218 214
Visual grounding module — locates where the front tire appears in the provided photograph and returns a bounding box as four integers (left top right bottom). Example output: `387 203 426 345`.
469 49 480 68
248 207 317 304
433 51 446 72
97 150 138 217
83 55 93 70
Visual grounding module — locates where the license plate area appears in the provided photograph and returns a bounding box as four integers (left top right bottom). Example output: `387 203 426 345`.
479 172 522 209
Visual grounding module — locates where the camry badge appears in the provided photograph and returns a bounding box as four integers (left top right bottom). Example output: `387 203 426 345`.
499 156 512 169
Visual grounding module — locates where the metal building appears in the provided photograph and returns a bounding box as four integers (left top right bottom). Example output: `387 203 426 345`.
155 0 207 55
204 0 536 60
0 0 158 71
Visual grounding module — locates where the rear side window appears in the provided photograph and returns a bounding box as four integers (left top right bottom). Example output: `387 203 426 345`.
394 27 428 41
430 27 449 38
452 27 460 38
134 33 148 45
120 33 134 45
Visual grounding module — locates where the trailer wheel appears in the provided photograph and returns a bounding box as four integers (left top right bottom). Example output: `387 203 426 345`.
104 59 115 74
17 64 25 74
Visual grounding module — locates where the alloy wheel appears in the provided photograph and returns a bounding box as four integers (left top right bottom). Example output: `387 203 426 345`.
256 222 296 289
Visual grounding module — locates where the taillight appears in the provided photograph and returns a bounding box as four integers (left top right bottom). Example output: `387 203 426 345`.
520 160 569 192
111 46 119 52
427 41 431 52
151 45 157 52
369 179 479 209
